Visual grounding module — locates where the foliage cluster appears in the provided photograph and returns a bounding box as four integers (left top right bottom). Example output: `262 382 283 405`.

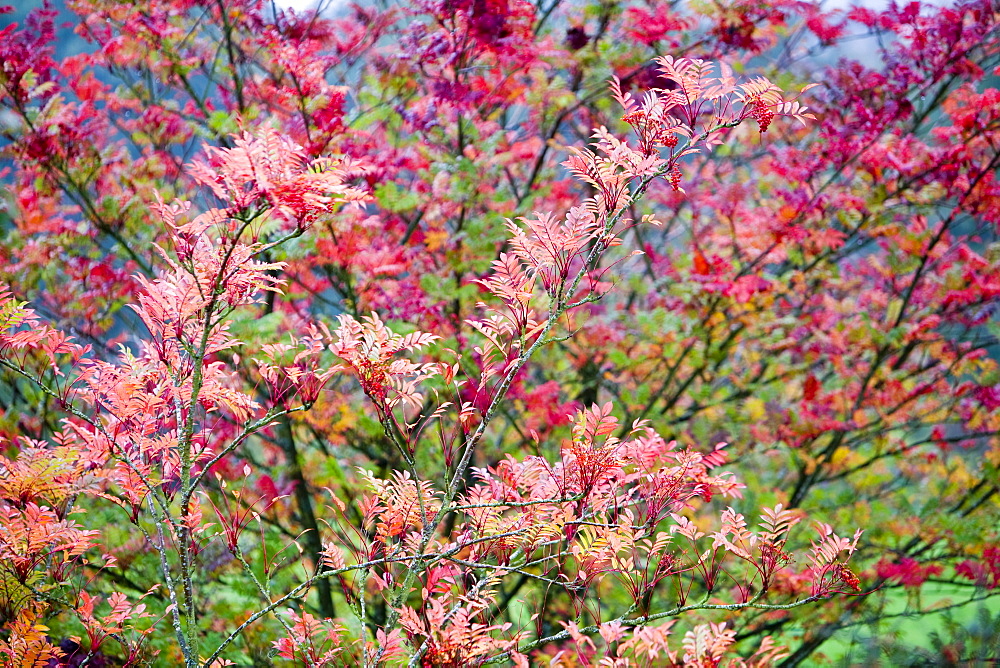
0 0 998 665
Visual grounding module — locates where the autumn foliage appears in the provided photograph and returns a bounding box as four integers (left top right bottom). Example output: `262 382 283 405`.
0 0 998 665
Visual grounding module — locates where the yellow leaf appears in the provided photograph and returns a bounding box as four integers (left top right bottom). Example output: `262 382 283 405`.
884 298 902 326
424 229 449 252
745 397 766 421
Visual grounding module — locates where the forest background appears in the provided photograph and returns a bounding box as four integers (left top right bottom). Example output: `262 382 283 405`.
0 0 999 665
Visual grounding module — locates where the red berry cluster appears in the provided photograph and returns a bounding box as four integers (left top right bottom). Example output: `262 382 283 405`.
623 109 681 151
831 562 862 592
658 129 679 148
749 95 775 132
621 110 646 125
668 166 682 191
